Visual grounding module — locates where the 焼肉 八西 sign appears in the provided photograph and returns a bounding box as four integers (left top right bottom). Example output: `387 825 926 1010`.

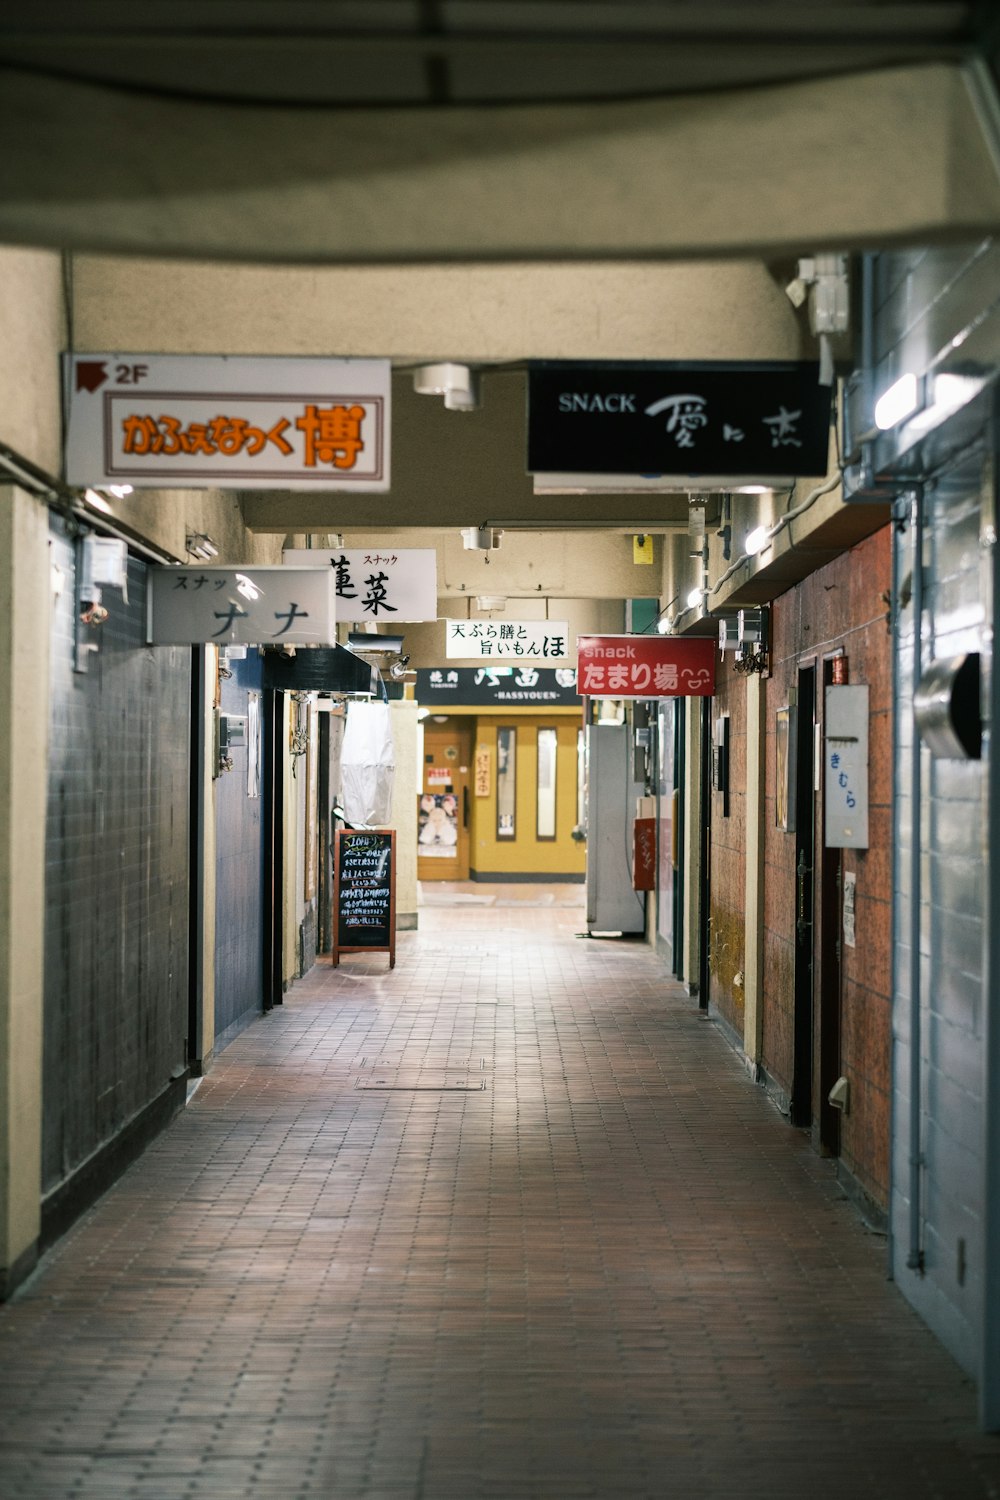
528 361 831 478
65 355 390 490
576 636 715 698
416 667 580 707
283 548 437 622
148 566 335 646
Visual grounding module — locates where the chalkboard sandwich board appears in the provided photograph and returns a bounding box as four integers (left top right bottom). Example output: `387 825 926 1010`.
333 829 396 968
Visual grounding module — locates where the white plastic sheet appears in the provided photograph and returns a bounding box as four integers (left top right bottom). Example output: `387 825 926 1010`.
340 701 395 827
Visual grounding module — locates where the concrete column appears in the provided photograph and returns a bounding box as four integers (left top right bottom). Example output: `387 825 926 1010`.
743 675 767 1065
682 703 704 994
0 486 49 1294
389 700 420 931
199 648 218 1066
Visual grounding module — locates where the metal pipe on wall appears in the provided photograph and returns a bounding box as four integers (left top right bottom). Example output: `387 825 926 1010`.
980 398 1000 1431
907 485 925 1273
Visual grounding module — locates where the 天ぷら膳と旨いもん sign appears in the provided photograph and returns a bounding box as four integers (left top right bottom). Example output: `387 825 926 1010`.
445 620 571 661
65 355 390 490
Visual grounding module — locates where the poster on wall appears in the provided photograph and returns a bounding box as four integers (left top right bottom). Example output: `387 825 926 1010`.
418 794 459 857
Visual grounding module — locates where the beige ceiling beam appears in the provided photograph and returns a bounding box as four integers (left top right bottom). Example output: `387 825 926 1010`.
239 371 693 533
1 63 998 261
71 258 809 364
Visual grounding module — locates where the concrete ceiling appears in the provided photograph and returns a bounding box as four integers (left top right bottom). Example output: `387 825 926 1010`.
0 2 981 106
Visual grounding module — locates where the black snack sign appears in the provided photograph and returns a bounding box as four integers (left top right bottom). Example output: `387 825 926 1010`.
528 361 832 478
333 829 396 968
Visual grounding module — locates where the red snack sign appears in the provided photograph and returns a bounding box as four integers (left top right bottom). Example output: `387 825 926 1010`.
576 635 715 697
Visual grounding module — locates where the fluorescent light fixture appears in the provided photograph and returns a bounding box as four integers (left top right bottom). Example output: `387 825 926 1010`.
907 372 983 434
186 532 219 560
686 587 705 610
83 488 113 514
745 525 769 556
347 631 405 654
874 373 920 431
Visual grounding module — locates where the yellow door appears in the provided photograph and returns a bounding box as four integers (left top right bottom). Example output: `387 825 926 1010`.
418 719 472 881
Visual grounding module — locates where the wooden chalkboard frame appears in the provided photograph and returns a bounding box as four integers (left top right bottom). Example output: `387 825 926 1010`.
332 829 396 969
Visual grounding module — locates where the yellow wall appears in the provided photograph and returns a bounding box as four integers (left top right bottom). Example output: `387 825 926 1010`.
471 715 585 880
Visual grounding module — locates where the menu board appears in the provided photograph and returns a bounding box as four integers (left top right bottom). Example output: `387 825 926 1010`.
332 829 396 968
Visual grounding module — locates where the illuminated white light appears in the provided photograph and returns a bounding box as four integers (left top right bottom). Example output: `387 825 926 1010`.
84 488 112 514
738 486 771 495
686 587 704 610
656 615 674 635
745 525 769 556
107 484 133 498
874 373 920 431
235 573 261 602
907 373 980 434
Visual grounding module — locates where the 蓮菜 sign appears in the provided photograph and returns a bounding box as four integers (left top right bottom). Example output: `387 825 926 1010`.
333 829 396 968
283 548 437 623
148 566 335 646
64 355 390 490
445 620 571 661
528 361 831 478
577 636 715 698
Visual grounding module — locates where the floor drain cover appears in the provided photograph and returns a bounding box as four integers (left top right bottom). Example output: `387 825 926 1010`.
355 1073 486 1091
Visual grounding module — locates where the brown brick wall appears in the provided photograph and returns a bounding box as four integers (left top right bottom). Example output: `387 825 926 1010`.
760 525 892 1208
709 654 746 1040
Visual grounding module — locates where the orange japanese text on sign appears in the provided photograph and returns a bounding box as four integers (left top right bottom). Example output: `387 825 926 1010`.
120 405 368 471
295 404 366 469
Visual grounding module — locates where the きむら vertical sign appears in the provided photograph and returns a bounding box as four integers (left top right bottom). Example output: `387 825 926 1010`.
824 685 869 849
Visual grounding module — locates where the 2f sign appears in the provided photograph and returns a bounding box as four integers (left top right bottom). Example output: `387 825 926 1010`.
824 685 869 849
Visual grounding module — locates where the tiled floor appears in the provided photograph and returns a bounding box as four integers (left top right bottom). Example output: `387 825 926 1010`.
2 886 999 1499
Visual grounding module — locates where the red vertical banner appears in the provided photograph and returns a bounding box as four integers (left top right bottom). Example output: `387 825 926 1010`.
633 818 657 891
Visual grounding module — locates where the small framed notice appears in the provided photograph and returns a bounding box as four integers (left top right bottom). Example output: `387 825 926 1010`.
332 829 396 968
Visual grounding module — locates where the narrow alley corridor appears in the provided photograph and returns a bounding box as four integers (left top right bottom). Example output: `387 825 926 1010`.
0 890 997 1500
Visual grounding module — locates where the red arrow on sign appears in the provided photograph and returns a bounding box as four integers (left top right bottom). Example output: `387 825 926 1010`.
75 360 108 393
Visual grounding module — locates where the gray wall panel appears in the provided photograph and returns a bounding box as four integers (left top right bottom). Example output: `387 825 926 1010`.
213 651 266 1044
44 521 190 1195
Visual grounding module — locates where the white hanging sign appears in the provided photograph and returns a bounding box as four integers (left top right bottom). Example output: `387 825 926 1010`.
148 566 335 646
65 354 390 490
824 685 869 849
445 620 571 661
282 548 437 622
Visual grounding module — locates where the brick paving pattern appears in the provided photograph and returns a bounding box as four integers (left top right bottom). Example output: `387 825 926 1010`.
1 886 998 1498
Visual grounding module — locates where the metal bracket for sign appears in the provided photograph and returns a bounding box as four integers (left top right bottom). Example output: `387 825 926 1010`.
332 828 396 970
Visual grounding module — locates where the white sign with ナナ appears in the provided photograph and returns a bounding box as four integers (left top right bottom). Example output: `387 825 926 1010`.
282 548 437 622
445 620 571 661
65 354 390 490
148 566 335 646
